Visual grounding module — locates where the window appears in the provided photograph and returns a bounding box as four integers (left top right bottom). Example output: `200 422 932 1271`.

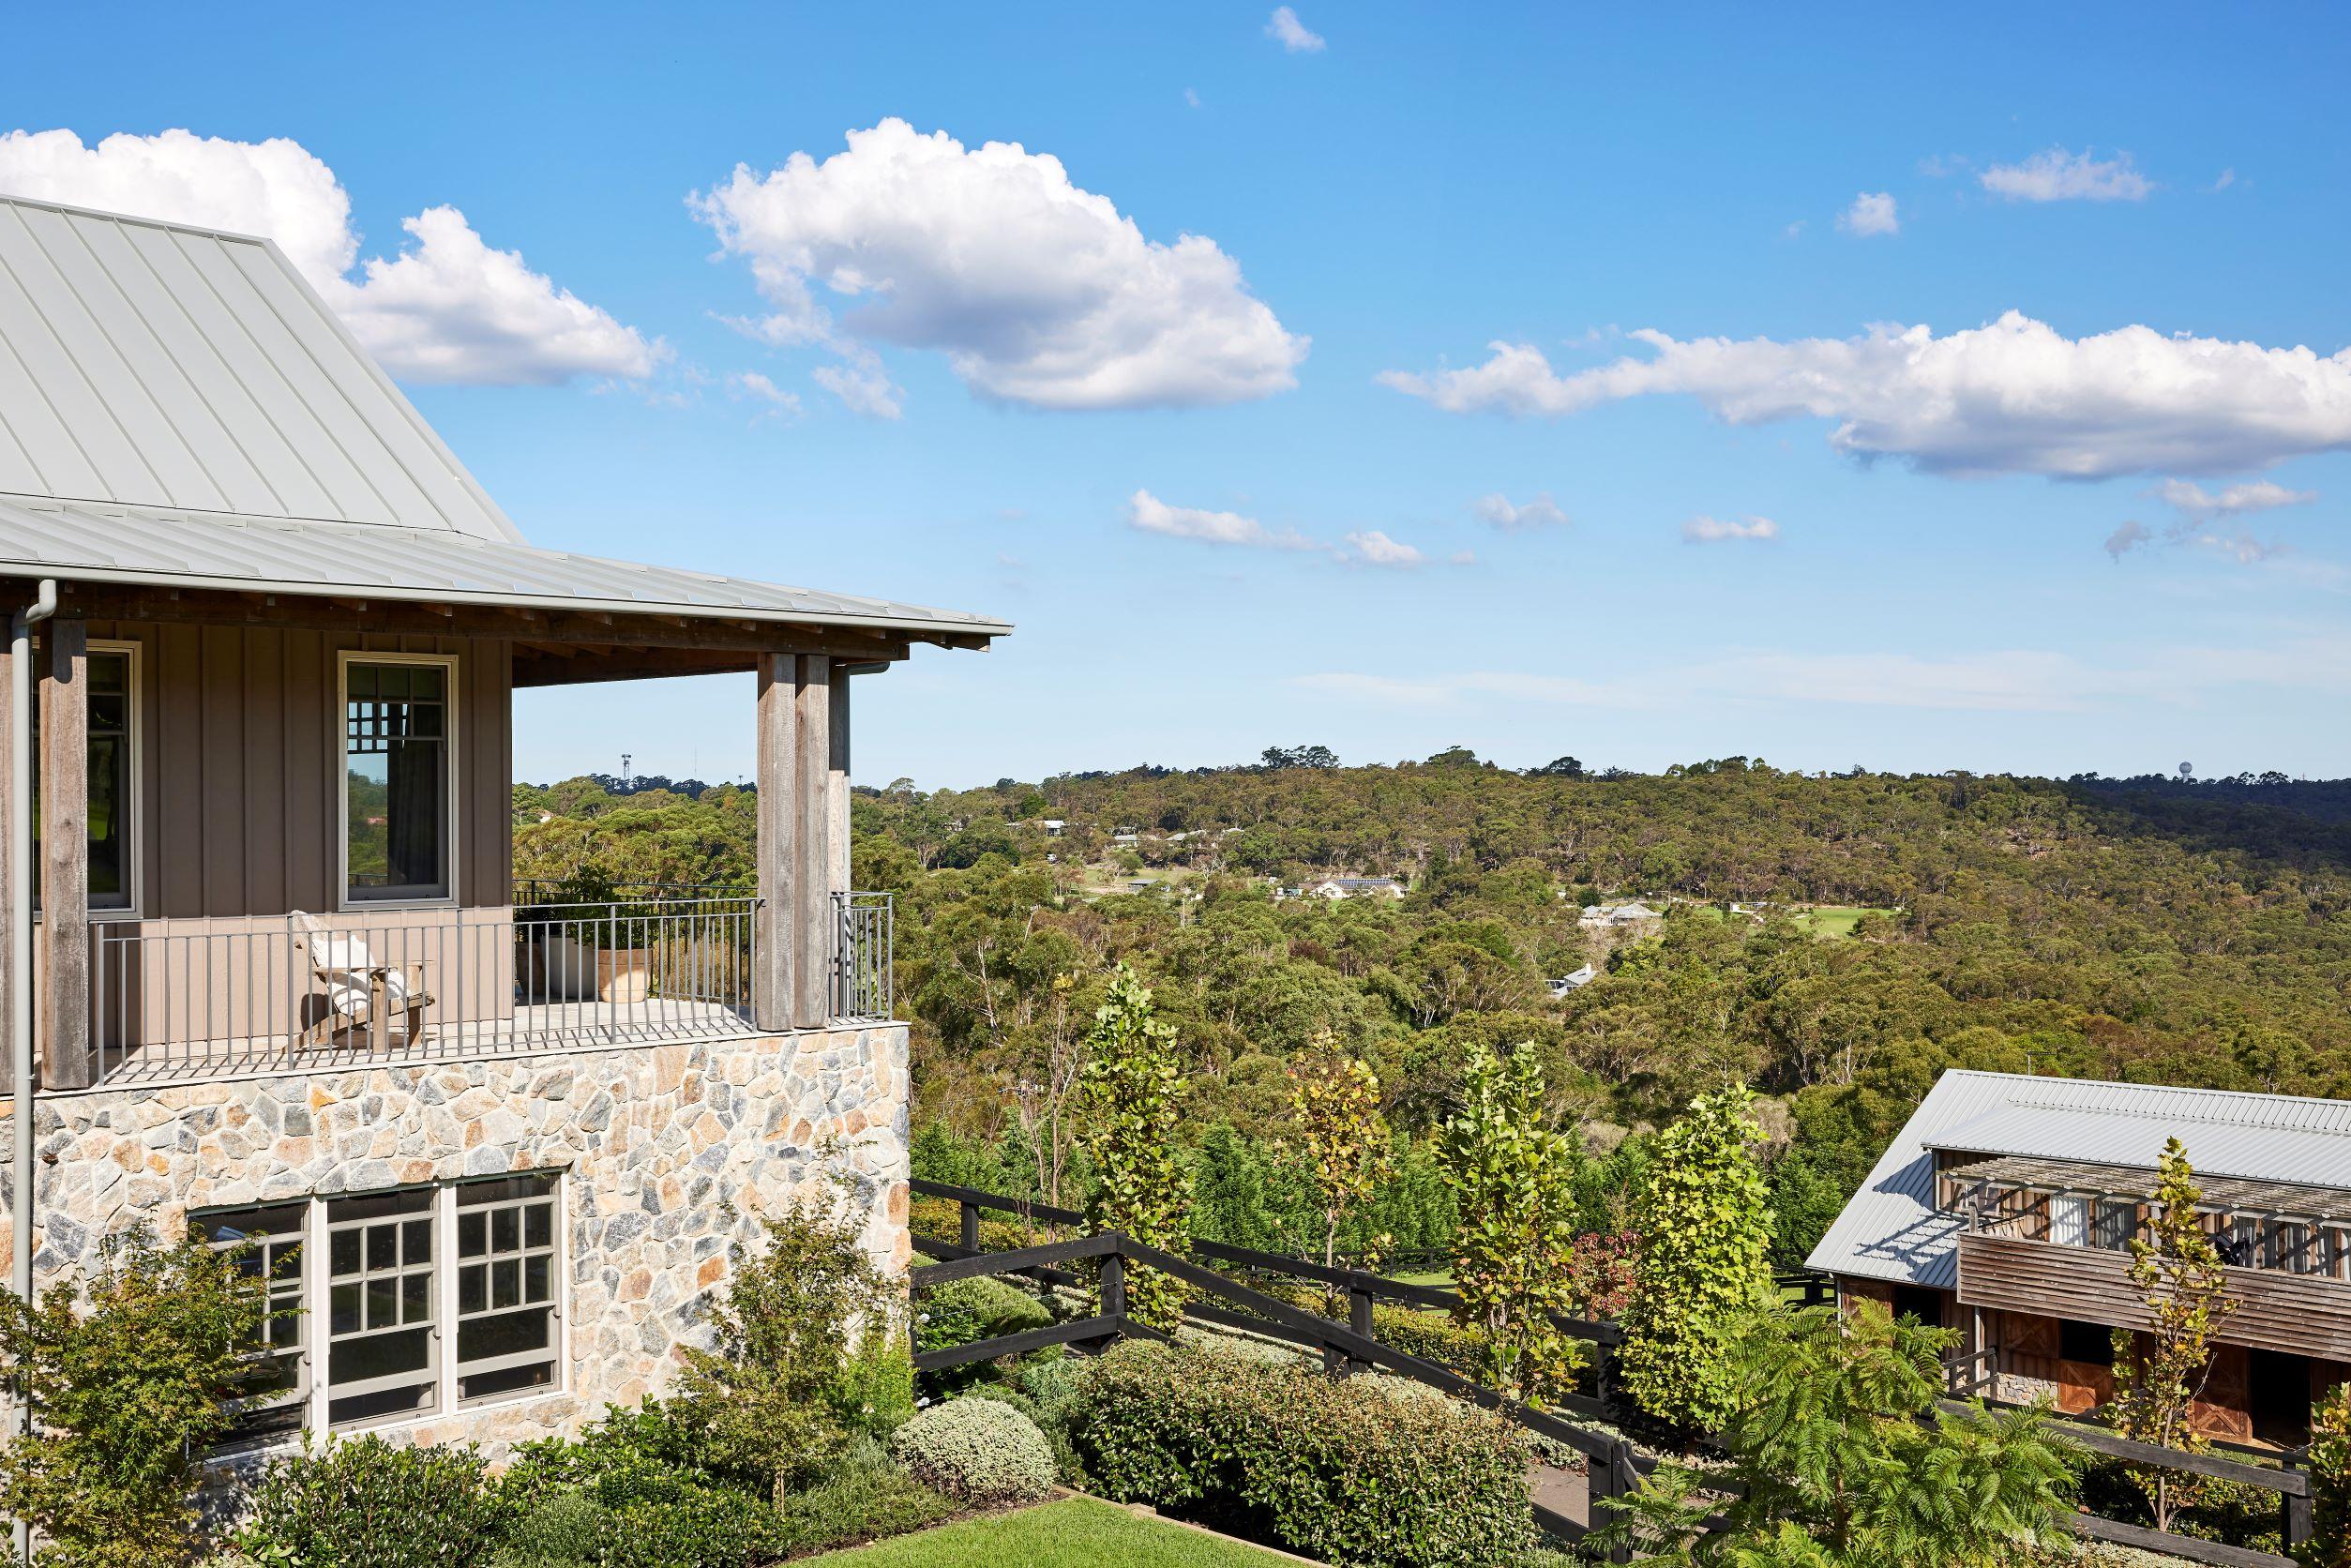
2048 1195 2090 1247
1891 1286 1945 1327
2058 1318 2116 1366
32 642 139 913
2090 1200 2137 1253
456 1176 562 1402
342 656 454 904
193 1171 561 1442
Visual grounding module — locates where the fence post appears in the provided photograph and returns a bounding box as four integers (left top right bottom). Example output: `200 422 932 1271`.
1604 1439 1637 1566
1348 1281 1373 1376
1594 1333 1617 1410
2283 1458 2313 1555
958 1199 980 1254
1100 1247 1127 1324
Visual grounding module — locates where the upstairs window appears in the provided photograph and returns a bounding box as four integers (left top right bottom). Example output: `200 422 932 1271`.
342 656 455 904
32 641 139 913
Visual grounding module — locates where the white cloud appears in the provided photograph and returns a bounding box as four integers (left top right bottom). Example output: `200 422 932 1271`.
1682 514 1779 543
728 370 801 416
1127 489 1318 550
2211 168 2237 192
1342 529 1424 567
1184 88 1203 109
1980 147 2152 203
1378 311 2351 478
2104 520 2153 560
1473 492 1570 530
2149 478 2315 516
691 119 1306 412
1266 7 1326 52
1837 191 1899 236
809 343 903 419
0 128 659 385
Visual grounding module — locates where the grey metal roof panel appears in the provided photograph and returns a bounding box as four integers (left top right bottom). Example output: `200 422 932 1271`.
1804 1071 2351 1289
0 499 1012 635
0 194 520 542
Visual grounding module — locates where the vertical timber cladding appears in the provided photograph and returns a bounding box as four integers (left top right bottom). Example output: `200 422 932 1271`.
754 652 842 1032
40 618 89 1089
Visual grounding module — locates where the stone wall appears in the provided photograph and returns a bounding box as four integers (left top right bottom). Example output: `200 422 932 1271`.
1 1022 911 1454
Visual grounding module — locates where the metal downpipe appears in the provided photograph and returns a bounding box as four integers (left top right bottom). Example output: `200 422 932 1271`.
8 577 54 1564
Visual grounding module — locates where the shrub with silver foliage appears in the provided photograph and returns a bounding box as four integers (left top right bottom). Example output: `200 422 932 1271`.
887 1397 1055 1505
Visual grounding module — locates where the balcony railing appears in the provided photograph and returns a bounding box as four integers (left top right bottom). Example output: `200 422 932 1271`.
77 889 895 1089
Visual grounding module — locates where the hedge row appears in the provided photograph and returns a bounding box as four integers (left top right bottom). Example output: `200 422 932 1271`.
1067 1341 1533 1568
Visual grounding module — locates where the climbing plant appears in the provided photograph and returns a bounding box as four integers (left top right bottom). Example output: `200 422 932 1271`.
2108 1137 2238 1534
1616 1085 1774 1433
1078 963 1195 1331
1438 1039 1587 1407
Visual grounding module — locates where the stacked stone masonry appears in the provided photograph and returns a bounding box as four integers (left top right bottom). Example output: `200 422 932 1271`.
0 1022 911 1455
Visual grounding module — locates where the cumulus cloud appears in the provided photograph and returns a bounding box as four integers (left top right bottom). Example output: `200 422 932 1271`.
1127 490 1319 550
1981 147 2152 203
1837 192 1899 236
1342 529 1424 567
1473 492 1570 530
1682 514 1779 543
0 128 660 385
2148 478 2315 516
692 119 1306 413
1378 311 2351 478
1266 7 1326 52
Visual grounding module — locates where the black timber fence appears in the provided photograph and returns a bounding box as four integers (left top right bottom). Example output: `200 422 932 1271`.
909 1180 2318 1566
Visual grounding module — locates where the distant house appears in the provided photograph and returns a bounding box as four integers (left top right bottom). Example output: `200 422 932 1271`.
1809 1070 2351 1448
1039 818 1066 837
1547 964 1596 999
1300 876 1407 901
1578 901 1662 927
1111 831 1140 846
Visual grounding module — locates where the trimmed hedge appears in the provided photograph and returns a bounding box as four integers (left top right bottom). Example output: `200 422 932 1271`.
913 1274 1054 1354
1369 1303 1488 1372
889 1398 1057 1505
1067 1341 1533 1568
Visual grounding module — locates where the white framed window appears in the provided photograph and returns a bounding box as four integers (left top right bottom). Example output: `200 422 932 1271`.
194 1169 563 1443
33 638 142 917
339 652 459 907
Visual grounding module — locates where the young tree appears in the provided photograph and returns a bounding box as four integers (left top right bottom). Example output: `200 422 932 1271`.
2107 1137 2238 1533
1599 1302 2081 1567
1438 1039 1588 1407
1279 1032 1394 1274
1078 963 1195 1331
0 1229 265 1568
1617 1086 1775 1433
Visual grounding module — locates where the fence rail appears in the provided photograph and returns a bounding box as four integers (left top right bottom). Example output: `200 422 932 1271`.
909 1180 2320 1566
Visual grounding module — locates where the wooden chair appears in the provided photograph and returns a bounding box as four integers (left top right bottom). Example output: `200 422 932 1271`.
291 912 432 1050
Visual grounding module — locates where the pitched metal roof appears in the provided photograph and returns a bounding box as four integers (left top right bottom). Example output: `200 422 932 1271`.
0 195 518 541
1804 1070 2351 1289
0 194 1008 640
0 496 1008 635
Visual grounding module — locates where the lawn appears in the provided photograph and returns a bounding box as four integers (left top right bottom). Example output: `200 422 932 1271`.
1788 904 1891 938
797 1498 1295 1567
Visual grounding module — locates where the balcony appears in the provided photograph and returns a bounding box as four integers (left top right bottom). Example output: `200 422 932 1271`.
74 888 894 1090
1945 1155 2351 1364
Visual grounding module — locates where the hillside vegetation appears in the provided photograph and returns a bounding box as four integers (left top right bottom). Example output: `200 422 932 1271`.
515 755 2351 1268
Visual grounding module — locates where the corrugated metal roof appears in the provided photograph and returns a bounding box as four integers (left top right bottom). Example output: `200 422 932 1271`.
1804 1071 2351 1289
0 195 519 541
0 193 1008 640
0 497 1010 635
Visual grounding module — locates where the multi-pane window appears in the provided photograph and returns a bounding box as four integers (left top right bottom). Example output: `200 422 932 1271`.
193 1172 562 1443
456 1176 562 1403
343 658 452 903
198 1203 308 1440
326 1188 439 1425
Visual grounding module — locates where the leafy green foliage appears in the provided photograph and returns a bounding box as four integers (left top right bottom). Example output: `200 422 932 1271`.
1279 1034 1394 1272
1068 1341 1533 1568
2307 1381 2351 1568
672 1194 913 1495
1078 964 1196 1330
0 1229 264 1568
233 1435 505 1568
1618 1088 1774 1431
887 1397 1056 1504
1599 1303 2080 1567
492 1405 787 1568
912 1274 1053 1355
2107 1137 2238 1533
767 1437 960 1557
1438 1039 1588 1405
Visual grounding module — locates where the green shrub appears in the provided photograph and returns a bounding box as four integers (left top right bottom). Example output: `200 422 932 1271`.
888 1398 1057 1504
1370 1303 1488 1371
494 1406 786 1568
913 1275 1053 1353
487 1491 602 1568
0 1229 265 1568
234 1435 505 1568
1068 1341 1532 1568
770 1437 960 1555
2307 1381 2350 1568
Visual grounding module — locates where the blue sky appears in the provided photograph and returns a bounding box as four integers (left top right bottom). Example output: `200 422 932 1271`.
5 2 2347 787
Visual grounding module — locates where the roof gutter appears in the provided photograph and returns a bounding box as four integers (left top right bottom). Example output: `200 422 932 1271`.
8 576 53 1563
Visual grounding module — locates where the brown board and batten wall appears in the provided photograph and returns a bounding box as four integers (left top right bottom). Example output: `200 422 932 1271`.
86 621 514 918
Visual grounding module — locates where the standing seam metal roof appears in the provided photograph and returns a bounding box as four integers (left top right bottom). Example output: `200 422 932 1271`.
1803 1071 2351 1289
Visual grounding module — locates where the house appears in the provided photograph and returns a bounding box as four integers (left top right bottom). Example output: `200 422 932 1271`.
1038 819 1065 837
1808 1070 2351 1447
1546 964 1596 999
0 196 1008 1452
1298 876 1407 901
1578 900 1661 927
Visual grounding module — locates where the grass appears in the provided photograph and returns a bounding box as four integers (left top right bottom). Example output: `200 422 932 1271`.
1787 904 1889 938
795 1497 1295 1566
